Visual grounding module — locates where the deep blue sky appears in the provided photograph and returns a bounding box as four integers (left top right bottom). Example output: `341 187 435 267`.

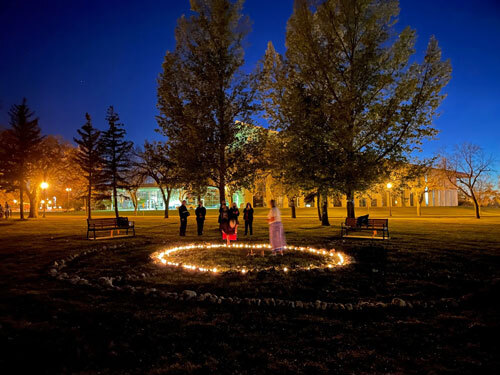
1 0 499 162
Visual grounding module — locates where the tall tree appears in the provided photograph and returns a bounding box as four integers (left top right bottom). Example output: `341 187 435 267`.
261 0 452 218
0 99 44 219
441 143 494 219
24 136 69 218
137 141 182 218
73 113 104 219
125 150 147 216
157 0 260 204
99 106 133 218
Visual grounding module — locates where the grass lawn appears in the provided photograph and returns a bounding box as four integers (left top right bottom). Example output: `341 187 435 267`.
1 207 499 374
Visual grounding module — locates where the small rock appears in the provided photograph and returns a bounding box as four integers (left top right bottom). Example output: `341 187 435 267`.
345 303 353 311
295 301 303 309
392 298 406 308
49 269 58 277
181 290 197 300
209 296 218 304
98 277 113 288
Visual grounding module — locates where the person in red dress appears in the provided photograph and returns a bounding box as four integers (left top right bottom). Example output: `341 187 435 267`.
221 218 238 246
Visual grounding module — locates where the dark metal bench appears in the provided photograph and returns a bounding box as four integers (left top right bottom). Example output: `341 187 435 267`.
340 217 389 239
87 217 135 239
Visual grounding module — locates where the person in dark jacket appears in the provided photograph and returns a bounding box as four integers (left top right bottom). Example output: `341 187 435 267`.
229 202 240 222
178 200 190 236
218 201 229 226
195 200 206 235
243 202 254 235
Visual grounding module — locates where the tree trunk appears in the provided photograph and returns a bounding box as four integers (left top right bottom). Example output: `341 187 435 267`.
27 187 39 218
131 191 138 216
416 192 422 217
316 191 321 221
165 189 171 219
19 178 25 220
289 196 296 218
346 189 355 218
87 179 92 220
471 193 481 219
113 182 119 218
219 177 226 204
158 186 169 218
321 194 330 226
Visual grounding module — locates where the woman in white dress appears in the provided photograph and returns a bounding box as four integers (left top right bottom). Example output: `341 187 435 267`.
267 200 286 255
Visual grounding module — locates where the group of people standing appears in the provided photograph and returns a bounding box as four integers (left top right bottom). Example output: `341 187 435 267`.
177 199 286 254
0 202 12 219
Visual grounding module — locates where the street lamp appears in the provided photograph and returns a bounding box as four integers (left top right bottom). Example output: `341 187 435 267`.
65 187 72 212
386 182 393 217
41 182 48 218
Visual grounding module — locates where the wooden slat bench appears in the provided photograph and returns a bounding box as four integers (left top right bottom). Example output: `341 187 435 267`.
87 217 135 240
340 217 389 239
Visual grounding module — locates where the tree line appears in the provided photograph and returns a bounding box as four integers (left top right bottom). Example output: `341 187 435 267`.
1 0 497 220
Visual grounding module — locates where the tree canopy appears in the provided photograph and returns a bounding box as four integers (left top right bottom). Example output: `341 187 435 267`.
261 0 452 217
157 0 262 204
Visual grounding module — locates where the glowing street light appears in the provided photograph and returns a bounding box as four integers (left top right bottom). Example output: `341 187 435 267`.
386 182 393 217
41 182 48 218
65 187 72 212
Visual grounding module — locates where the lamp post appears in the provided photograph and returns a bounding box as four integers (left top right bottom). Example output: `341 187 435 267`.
41 182 48 218
65 187 72 212
386 182 393 217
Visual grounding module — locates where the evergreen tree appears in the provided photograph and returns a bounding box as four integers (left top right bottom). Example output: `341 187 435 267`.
157 0 261 204
0 99 44 219
73 113 104 219
99 106 133 218
261 0 452 218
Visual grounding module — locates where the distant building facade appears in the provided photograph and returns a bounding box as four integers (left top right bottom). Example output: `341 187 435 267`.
109 170 458 211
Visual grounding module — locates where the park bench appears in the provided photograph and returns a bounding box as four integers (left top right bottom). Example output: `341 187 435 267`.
340 216 389 239
87 217 135 240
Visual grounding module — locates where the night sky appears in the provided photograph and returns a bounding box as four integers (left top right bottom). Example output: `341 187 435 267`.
1 0 499 161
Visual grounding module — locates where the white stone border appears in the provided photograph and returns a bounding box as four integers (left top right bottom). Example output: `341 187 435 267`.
47 244 462 312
